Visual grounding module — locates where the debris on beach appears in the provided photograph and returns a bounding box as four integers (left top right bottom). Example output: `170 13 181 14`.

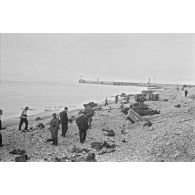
121 129 126 134
121 103 160 116
97 148 116 155
91 141 116 151
36 123 45 129
174 104 181 108
102 128 115 137
83 102 98 108
94 107 102 111
15 154 29 162
143 121 153 127
69 145 90 154
10 149 26 155
35 117 41 121
52 152 96 162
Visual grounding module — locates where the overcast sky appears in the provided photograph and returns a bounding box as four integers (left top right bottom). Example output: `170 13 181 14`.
1 33 195 84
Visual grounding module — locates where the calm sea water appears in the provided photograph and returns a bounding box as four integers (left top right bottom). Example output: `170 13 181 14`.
0 80 146 119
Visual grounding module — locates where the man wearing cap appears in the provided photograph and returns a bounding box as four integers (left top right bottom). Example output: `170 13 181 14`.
59 107 69 137
19 106 29 131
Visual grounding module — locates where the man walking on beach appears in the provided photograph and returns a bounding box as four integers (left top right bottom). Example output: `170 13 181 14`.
19 106 29 131
76 113 89 143
59 107 69 137
84 105 94 129
49 113 60 146
0 109 3 147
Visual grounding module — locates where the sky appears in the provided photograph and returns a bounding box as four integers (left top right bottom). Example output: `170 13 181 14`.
0 33 195 84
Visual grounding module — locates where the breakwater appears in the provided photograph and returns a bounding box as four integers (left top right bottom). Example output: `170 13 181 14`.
79 79 158 88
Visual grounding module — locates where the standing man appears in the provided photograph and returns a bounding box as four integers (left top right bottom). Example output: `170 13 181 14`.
105 97 108 106
0 109 3 147
19 106 29 131
115 95 119 104
49 113 60 146
184 89 188 98
84 105 94 129
76 113 89 143
59 107 69 137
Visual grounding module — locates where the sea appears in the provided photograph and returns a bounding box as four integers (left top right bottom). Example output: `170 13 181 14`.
0 79 146 119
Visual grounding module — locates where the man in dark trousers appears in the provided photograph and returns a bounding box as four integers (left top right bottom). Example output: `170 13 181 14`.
19 106 29 131
59 107 69 137
76 113 89 143
184 89 188 97
84 105 94 129
49 113 60 146
0 109 3 147
105 97 108 106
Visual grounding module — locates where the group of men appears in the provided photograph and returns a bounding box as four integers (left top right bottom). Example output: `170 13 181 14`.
0 104 95 147
16 105 95 146
48 105 94 145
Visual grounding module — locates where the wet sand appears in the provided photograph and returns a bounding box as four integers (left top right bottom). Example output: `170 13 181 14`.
0 86 195 162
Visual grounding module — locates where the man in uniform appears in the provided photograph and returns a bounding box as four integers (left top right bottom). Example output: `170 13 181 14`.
59 107 69 137
84 105 94 129
76 113 89 143
49 113 60 146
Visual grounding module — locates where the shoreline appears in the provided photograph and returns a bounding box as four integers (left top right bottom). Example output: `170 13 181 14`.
2 86 146 128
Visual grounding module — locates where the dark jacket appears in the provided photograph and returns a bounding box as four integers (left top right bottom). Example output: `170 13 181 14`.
59 111 68 124
84 107 94 117
76 115 89 130
49 118 60 132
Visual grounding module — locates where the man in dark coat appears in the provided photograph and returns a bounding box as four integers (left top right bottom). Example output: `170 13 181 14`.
84 105 94 129
0 109 3 147
59 107 69 137
184 89 188 97
76 113 89 143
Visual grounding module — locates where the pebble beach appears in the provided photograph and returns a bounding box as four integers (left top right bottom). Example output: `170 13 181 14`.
0 85 195 162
